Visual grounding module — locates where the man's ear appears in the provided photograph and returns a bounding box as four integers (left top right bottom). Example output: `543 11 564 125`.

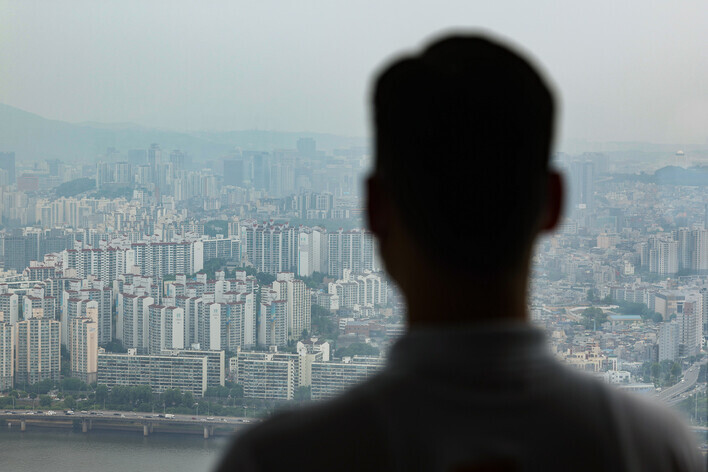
540 170 563 232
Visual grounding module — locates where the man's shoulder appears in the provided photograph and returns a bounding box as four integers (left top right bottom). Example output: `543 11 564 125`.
216 372 398 472
551 362 704 470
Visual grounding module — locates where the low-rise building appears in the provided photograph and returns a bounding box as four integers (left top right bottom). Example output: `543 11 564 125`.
311 356 385 400
97 350 208 396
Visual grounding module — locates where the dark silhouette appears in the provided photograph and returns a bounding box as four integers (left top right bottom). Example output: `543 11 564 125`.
216 34 704 471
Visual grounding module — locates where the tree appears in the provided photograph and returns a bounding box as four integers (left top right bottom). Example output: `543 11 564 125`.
182 391 195 407
102 339 127 353
39 395 52 408
651 363 660 381
54 178 95 198
64 395 76 410
230 384 244 399
581 307 607 330
95 384 109 405
335 343 379 358
162 388 183 407
61 377 88 392
256 272 276 286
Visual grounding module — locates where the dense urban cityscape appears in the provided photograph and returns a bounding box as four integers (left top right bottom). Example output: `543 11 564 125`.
0 134 705 453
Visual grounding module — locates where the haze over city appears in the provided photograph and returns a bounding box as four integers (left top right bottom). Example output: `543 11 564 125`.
1 0 707 146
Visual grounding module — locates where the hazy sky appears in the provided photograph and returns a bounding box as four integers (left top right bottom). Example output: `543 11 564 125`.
1 0 706 146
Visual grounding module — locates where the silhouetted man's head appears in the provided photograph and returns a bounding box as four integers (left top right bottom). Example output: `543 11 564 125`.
369 34 558 279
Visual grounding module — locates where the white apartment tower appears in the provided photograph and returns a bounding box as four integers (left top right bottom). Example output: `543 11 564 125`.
15 311 61 385
0 322 14 390
70 314 98 384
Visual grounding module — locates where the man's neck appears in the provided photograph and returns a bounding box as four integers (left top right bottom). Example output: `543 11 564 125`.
404 270 530 328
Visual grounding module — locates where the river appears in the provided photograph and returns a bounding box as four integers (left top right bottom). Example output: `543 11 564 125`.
0 428 229 472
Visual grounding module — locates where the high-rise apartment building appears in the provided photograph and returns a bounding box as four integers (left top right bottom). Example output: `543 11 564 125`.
70 315 98 384
258 294 287 347
327 228 379 279
679 297 703 357
117 294 153 353
15 313 61 385
0 322 14 390
658 320 680 361
272 272 311 341
148 305 185 354
240 220 297 275
0 290 19 325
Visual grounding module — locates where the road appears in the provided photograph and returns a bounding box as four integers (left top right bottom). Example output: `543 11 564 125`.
655 359 706 405
0 409 258 426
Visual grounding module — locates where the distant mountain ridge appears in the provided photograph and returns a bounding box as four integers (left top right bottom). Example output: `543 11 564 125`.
0 103 367 162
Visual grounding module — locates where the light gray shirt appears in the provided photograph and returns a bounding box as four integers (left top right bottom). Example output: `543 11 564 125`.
216 323 705 471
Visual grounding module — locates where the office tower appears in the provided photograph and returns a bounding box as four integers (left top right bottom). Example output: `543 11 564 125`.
15 313 61 385
0 152 16 184
3 232 27 271
169 150 186 173
251 153 270 190
273 273 311 341
297 137 316 156
569 160 595 210
224 158 245 187
47 159 61 177
0 322 13 390
70 315 98 384
148 143 161 168
128 149 147 166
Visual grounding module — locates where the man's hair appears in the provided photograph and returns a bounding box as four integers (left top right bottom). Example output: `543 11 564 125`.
373 34 555 275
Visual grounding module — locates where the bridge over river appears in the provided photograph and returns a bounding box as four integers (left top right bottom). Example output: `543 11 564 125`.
1 410 257 439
